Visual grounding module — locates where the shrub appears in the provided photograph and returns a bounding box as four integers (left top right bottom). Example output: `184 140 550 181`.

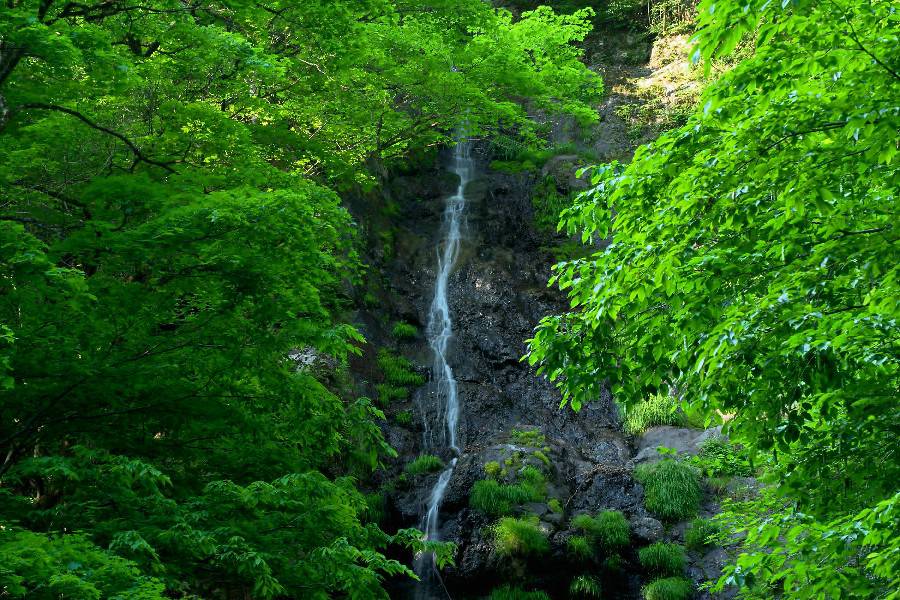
547 498 563 514
567 535 594 560
405 454 444 476
642 577 693 600
572 510 630 549
470 480 531 516
634 460 701 522
484 461 502 479
569 575 602 598
685 518 720 551
391 321 418 339
489 586 551 600
395 410 413 427
377 350 424 386
690 436 753 477
623 393 683 435
493 516 549 557
510 426 546 447
639 542 686 577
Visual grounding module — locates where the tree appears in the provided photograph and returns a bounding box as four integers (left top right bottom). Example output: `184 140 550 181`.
527 0 898 596
0 1 601 596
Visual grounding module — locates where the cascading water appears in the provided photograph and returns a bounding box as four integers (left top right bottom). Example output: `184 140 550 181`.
415 139 473 598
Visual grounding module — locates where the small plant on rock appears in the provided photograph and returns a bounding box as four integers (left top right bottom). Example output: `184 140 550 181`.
377 350 425 386
690 436 753 477
470 480 531 516
571 510 630 550
623 393 683 435
493 516 549 557
391 321 418 339
484 461 502 480
638 542 686 577
634 459 701 522
489 586 551 600
567 535 594 561
395 410 413 427
405 454 444 476
569 574 602 598
685 517 720 551
642 577 693 600
547 498 563 514
510 426 546 447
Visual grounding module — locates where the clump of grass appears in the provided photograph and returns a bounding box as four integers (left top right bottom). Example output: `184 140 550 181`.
391 321 418 339
639 542 686 577
405 454 444 476
706 475 731 496
493 516 549 557
569 575 602 598
510 426 546 447
377 350 425 386
634 459 701 522
685 517 720 551
518 465 547 499
395 410 413 427
470 480 530 516
623 393 684 435
547 498 563 514
567 535 594 561
489 586 550 600
571 510 630 550
375 383 408 406
484 461 502 480
642 577 693 600
362 492 386 525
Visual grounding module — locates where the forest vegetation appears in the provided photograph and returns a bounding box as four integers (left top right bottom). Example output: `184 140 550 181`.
2 0 898 598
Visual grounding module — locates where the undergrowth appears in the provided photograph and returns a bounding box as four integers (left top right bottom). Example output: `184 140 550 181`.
571 510 630 550
642 577 693 600
638 542 686 577
405 454 444 476
623 393 683 435
569 575 602 598
489 586 551 600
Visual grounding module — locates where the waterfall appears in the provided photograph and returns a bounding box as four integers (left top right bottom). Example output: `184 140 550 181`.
415 138 473 597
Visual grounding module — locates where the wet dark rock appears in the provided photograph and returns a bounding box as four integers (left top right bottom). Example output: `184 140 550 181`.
631 516 665 543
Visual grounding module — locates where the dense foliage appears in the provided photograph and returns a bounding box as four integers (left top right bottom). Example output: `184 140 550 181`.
528 0 898 596
0 1 600 597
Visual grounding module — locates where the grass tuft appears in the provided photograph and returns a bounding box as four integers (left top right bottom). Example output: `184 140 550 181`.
377 350 425 386
493 516 549 557
642 577 693 600
634 459 701 522
489 586 551 600
569 575 602 598
685 517 720 551
391 321 418 339
571 510 630 550
639 542 686 577
510 426 546 447
623 393 684 435
567 535 594 560
405 454 444 476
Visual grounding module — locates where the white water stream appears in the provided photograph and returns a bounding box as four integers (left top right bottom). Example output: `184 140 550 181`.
415 139 473 596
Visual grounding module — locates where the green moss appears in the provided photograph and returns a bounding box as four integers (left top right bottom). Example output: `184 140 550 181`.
567 535 594 560
634 459 701 522
569 575 602 598
623 393 684 436
685 518 720 551
642 577 693 600
484 461 502 480
377 349 424 386
493 516 549 557
510 426 546 447
390 321 418 339
547 498 563 514
405 454 444 476
639 542 686 577
571 510 630 550
489 586 551 600
532 450 552 468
